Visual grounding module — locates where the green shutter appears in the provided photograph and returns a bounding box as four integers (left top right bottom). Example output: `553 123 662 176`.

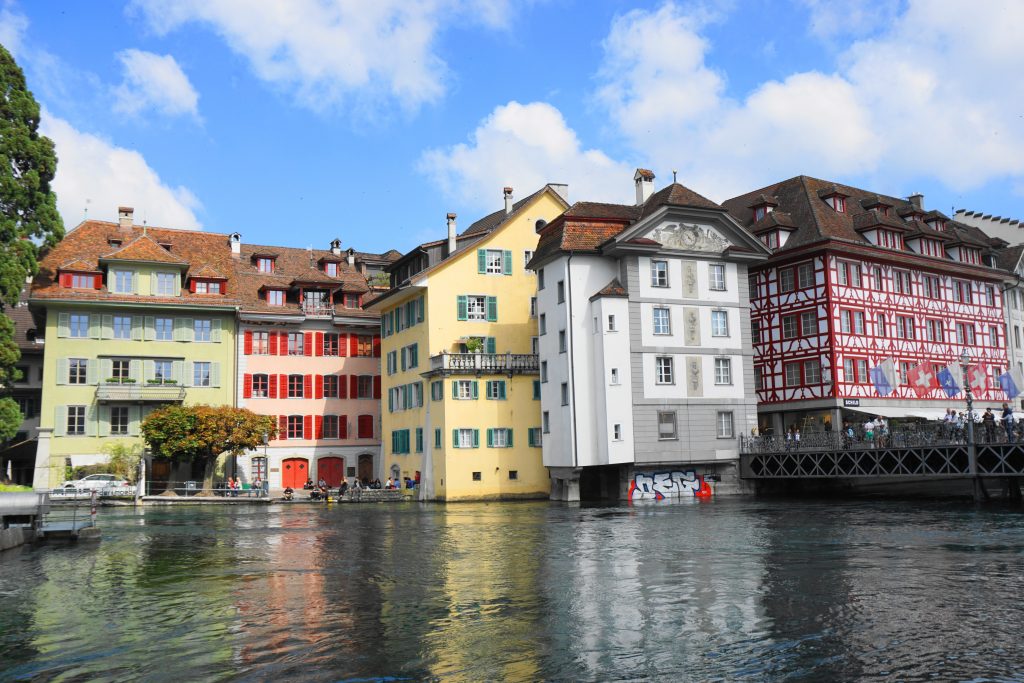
57 312 69 338
85 359 97 385
533 380 540 399
85 403 97 437
101 314 113 339
471 381 478 399
486 428 493 448
210 362 221 387
128 406 141 436
411 344 418 367
477 249 487 273
144 316 155 341
457 295 468 321
503 250 512 275
129 359 142 382
99 358 113 380
486 296 497 322
56 358 68 385
211 319 222 342
173 360 185 385
498 381 506 400
53 406 66 437
132 316 144 341
528 428 535 447
89 315 100 339
174 273 182 294
143 360 155 383
472 429 479 448
452 429 459 449
507 429 513 448
418 296 425 322
435 428 441 449
388 390 394 412
98 406 110 437
486 337 496 354
149 273 157 295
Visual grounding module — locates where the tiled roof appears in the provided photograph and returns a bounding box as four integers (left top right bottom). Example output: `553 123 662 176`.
191 264 227 279
852 209 910 232
639 183 724 220
5 291 39 351
750 211 798 233
460 188 545 236
60 257 100 272
996 244 1024 272
589 278 628 300
101 233 189 265
747 193 779 208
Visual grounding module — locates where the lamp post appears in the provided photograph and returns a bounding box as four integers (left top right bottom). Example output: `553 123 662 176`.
260 431 269 498
960 349 981 502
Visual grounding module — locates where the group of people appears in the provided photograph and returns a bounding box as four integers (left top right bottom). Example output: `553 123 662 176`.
841 416 890 447
300 475 417 501
221 476 265 497
970 403 1019 443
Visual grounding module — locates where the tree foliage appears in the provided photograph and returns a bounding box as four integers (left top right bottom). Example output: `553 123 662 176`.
102 441 143 483
0 44 65 441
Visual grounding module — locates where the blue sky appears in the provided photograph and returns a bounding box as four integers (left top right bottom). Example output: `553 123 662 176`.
2 0 1022 255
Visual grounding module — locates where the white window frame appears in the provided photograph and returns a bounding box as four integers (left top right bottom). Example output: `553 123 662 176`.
653 307 671 335
456 380 473 400
485 249 503 274
112 269 134 293
467 295 487 321
193 361 211 387
716 411 734 438
714 358 732 385
655 356 674 385
709 264 726 291
651 260 669 287
113 315 132 340
711 310 728 337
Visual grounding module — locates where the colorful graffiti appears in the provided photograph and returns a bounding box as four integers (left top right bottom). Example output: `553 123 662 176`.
628 470 712 501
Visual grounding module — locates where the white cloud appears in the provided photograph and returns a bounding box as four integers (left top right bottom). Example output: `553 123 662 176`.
0 5 28 58
41 111 202 229
113 49 199 119
418 101 634 211
129 0 516 114
797 0 901 41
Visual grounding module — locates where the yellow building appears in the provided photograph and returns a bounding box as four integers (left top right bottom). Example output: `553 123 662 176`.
367 185 569 500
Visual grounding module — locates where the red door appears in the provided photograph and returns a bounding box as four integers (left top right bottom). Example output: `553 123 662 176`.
318 457 344 487
282 458 308 488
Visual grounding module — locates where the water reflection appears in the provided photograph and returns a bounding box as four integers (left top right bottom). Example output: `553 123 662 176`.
2 500 1024 681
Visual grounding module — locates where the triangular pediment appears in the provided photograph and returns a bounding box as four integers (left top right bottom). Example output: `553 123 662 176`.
642 221 732 253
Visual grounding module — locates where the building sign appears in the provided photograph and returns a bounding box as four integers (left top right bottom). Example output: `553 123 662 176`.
843 398 860 407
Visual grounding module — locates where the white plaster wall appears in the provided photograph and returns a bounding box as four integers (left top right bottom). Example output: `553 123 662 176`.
636 255 739 304
593 296 634 465
641 353 746 400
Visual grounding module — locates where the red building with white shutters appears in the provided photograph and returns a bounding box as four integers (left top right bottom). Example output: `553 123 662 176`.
233 238 393 490
723 176 1011 435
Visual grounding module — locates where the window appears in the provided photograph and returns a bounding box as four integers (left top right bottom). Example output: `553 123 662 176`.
844 358 869 384
193 280 222 294
540 361 547 383
112 269 134 293
543 411 550 433
610 368 619 385
922 275 940 299
896 315 915 340
716 412 734 438
435 428 442 449
872 266 884 291
194 319 212 342
785 361 801 387
538 268 545 290
523 250 534 269
489 428 511 448
714 358 732 385
986 285 996 307
559 330 567 352
528 427 542 447
826 195 846 212
69 358 87 384
111 359 129 381
252 374 269 398
416 427 424 453
324 262 338 277
530 296 537 317
70 314 89 338
467 295 486 321
267 290 285 306
804 359 821 384
323 375 339 398
431 380 443 401
899 361 912 386
1016 326 1021 349
508 470 518 480
322 415 339 439
655 356 674 384
533 379 541 399
322 333 339 356
287 415 303 439
472 471 482 481
840 310 865 335
257 257 274 273
455 380 475 400
155 272 176 295
613 424 622 441
193 362 211 387
286 374 303 398
782 314 798 339
154 360 172 383
653 308 671 335
876 313 888 338
837 261 861 287
288 332 304 356
607 315 616 331
779 267 795 293
651 260 669 287
561 382 569 406
344 293 360 309
557 280 565 303
70 273 95 289
358 375 375 399
989 325 999 348
539 314 546 336
155 317 173 341
754 366 764 390
797 262 814 289
751 319 762 343
800 311 817 336
110 406 129 436
893 270 912 295
484 249 504 274
953 280 971 303
67 406 86 435
456 429 477 448
926 319 944 343
357 336 374 357
711 310 728 337
658 411 677 440
709 264 726 291
113 315 132 340
956 323 976 346
761 231 780 250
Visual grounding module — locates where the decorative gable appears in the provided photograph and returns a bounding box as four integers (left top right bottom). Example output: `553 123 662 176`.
644 222 731 253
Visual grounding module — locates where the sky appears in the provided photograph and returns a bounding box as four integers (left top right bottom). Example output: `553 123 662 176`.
2 0 1023 255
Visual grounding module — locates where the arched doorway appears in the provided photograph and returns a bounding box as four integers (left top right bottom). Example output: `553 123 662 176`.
282 458 308 488
318 457 345 487
357 453 374 483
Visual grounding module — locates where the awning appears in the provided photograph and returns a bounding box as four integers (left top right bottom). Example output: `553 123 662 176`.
908 409 952 420
843 405 947 420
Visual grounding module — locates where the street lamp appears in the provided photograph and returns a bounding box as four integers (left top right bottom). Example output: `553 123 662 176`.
260 431 269 498
960 349 981 501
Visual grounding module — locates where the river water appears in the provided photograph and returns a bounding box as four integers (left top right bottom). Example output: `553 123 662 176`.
2 499 1024 682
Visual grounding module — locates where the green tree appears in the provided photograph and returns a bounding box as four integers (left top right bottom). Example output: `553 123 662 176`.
102 441 143 484
141 405 276 492
0 44 65 442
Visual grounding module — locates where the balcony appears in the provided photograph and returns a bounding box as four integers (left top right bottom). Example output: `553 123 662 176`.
301 301 335 317
427 352 540 376
95 381 186 403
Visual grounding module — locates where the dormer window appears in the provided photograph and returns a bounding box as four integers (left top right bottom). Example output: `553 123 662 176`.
324 262 338 277
344 293 361 309
107 239 122 247
753 205 773 221
61 272 100 289
877 230 902 250
256 257 275 273
961 248 981 265
191 279 224 294
927 219 945 232
266 289 285 306
825 195 846 212
879 206 890 216
760 231 780 250
158 242 173 251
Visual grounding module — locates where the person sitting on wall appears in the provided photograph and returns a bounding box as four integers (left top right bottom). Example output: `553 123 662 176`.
282 487 294 501
303 478 314 490
338 477 349 498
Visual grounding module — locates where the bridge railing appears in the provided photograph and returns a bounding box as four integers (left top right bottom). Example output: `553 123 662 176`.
741 422 1017 454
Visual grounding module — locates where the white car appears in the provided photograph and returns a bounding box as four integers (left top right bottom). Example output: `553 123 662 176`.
61 474 129 491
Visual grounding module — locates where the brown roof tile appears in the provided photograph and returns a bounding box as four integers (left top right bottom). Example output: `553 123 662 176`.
589 278 627 300
101 233 189 265
639 183 723 219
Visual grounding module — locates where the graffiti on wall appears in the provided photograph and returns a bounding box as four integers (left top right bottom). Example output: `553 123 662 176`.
628 470 712 501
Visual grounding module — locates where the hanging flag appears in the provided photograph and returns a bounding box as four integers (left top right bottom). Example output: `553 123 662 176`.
870 358 897 396
998 370 1021 399
906 361 938 398
968 363 989 394
936 365 961 398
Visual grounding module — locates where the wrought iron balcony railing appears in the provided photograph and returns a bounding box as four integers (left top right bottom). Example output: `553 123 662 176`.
300 301 335 317
427 352 540 376
95 383 186 402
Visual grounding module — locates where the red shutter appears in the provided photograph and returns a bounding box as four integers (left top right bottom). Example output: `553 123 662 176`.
92 274 102 289
339 333 349 357
269 332 279 356
358 415 373 439
349 335 359 356
373 335 381 358
244 331 253 355
243 374 252 399
315 332 323 357
339 375 348 399
189 279 197 293
59 273 71 288
278 415 287 440
340 415 348 439
315 374 324 399
373 375 381 399
283 333 291 355
279 374 288 398
304 332 313 356
304 374 312 399
269 374 278 399
350 375 359 399
303 415 313 440
315 415 323 440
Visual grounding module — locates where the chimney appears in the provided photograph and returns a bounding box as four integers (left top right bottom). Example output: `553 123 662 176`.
503 187 514 215
548 183 569 204
634 169 655 205
347 247 355 266
229 232 241 257
330 238 342 256
908 192 924 211
118 206 134 232
446 213 457 255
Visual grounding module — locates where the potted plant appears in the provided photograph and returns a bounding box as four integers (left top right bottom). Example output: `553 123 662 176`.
465 337 483 354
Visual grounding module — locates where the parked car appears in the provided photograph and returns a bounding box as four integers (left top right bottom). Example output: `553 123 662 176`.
61 474 129 491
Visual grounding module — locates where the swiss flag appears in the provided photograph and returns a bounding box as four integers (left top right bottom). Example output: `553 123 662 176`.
906 361 938 397
968 363 989 393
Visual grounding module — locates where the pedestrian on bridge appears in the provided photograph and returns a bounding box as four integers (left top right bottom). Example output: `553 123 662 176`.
1001 403 1016 442
983 408 996 443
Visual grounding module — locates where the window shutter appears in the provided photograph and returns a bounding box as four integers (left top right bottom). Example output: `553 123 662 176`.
303 415 312 440
498 381 506 400
98 406 111 437
487 428 493 448
211 319 222 343
59 273 71 288
471 381 479 399
528 428 535 448
278 374 287 397
373 336 381 357
99 358 112 380
340 416 348 439
149 273 157 295
337 374 346 399
472 429 479 448
144 316 155 341
315 415 323 440
486 296 497 322
173 272 182 294
101 315 113 339
143 360 155 383
507 429 513 448
184 318 195 342
181 361 192 387
85 359 97 385
174 318 186 342
349 335 358 356
457 295 468 321
452 429 459 448
315 374 324 399
129 360 141 382
388 390 394 412
400 347 407 371
89 315 100 339
243 374 253 399
57 312 69 337
418 296 424 322
477 249 487 273
452 381 458 399
244 331 253 355
339 333 349 357
269 374 278 399
373 375 381 399
304 374 312 398
315 332 323 356
56 358 68 385
278 415 287 440
269 332 279 355
486 337 496 354
128 406 141 437
54 406 67 437
210 363 221 388
350 375 359 398
304 332 313 356
132 316 144 341
503 250 512 275
85 403 97 436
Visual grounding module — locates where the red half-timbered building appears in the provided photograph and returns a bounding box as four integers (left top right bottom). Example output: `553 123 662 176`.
723 177 1011 435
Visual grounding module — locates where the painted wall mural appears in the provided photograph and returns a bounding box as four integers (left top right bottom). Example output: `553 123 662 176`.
628 470 713 501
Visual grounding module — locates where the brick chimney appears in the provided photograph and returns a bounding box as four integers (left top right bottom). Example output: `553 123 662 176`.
634 169 655 205
446 213 457 255
503 187 513 215
118 206 134 232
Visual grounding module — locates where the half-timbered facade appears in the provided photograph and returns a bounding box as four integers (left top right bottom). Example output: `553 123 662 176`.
723 178 1011 434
